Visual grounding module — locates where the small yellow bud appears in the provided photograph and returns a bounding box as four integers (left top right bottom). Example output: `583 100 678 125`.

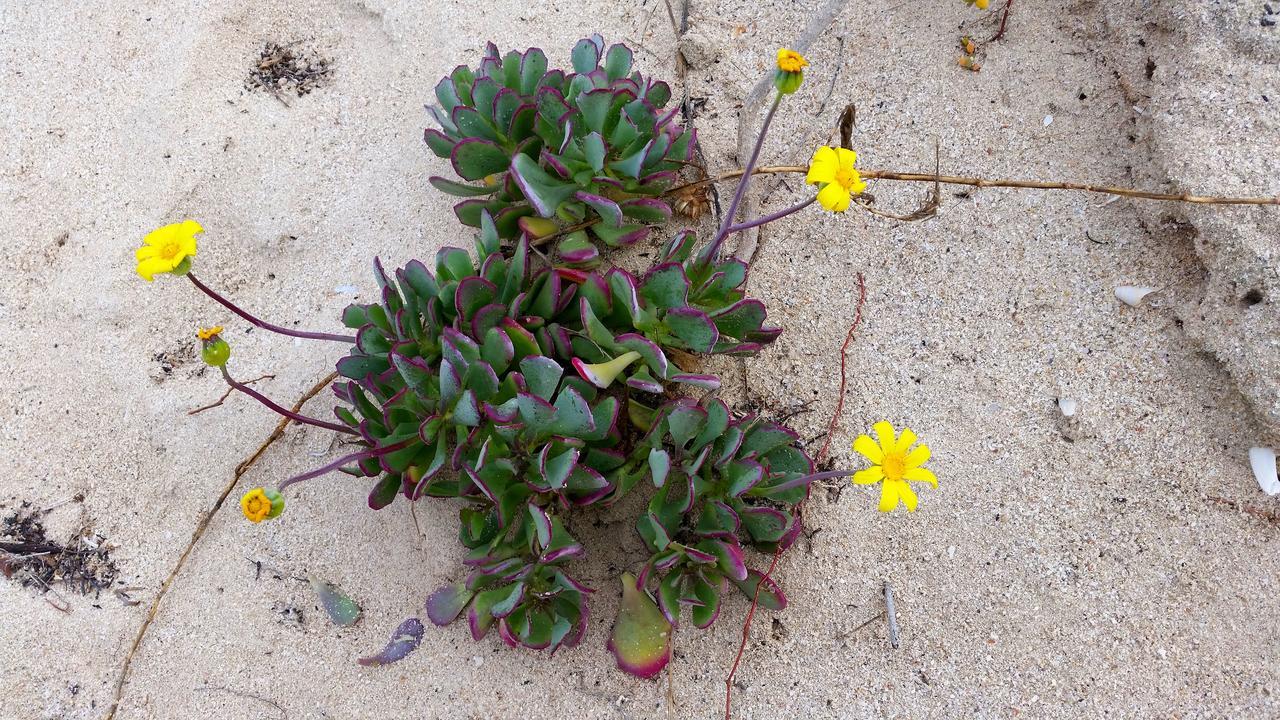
241 487 285 522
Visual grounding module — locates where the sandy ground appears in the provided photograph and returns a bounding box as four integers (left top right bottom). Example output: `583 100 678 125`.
2 1 1278 719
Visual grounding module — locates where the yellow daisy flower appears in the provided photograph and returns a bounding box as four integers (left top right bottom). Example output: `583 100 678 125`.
852 421 938 512
806 146 867 213
241 487 284 522
776 48 808 73
136 219 201 281
196 325 223 341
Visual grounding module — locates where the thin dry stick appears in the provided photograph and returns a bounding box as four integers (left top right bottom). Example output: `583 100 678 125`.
883 581 900 649
665 166 1280 206
816 272 866 465
724 545 784 720
188 374 275 415
105 370 339 720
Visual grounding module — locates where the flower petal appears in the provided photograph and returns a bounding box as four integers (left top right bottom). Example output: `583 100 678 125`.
873 421 897 456
903 466 937 487
136 257 172 281
852 466 884 485
904 443 930 468
835 147 858 171
898 482 919 511
877 481 900 512
135 245 159 260
816 182 850 212
895 428 917 453
853 434 883 463
806 146 838 185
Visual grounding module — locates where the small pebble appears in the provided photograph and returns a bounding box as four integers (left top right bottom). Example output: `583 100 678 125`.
472 655 484 668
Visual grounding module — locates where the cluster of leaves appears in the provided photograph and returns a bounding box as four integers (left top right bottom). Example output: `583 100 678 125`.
328 38 813 673
425 34 694 261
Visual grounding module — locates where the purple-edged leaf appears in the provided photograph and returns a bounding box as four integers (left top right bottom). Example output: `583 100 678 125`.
620 198 672 224
660 230 696 263
310 575 361 627
490 582 525 618
671 373 721 390
725 460 765 498
731 570 787 611
451 138 510 181
665 402 706 447
664 307 719 352
426 583 474 626
541 149 572 179
540 446 579 491
741 422 801 458
368 474 400 510
576 191 623 227
699 539 748 582
456 276 498 319
429 175 495 197
709 299 767 340
511 154 577 217
604 43 634 81
701 499 742 538
608 572 672 679
614 333 669 377
357 618 424 667
527 503 553 548
625 371 664 394
423 128 456 159
657 571 682 626
557 233 600 266
690 576 723 629
571 37 602 74
590 222 648 247
739 506 789 543
519 47 548 94
640 262 690 309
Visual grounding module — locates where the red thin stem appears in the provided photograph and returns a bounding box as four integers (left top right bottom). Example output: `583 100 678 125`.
707 92 783 260
724 544 784 720
989 0 1013 43
727 197 815 234
187 273 355 344
816 272 867 465
221 366 357 436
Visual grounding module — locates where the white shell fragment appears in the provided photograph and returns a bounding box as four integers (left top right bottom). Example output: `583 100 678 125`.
1115 285 1157 307
1043 115 1054 126
1249 447 1279 496
1058 397 1079 417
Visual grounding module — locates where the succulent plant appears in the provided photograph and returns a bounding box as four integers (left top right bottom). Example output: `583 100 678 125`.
424 35 696 255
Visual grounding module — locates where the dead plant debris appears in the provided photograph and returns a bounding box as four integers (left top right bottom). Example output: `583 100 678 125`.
246 41 333 100
1 501 118 597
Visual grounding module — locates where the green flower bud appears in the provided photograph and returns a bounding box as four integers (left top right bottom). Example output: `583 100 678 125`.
197 326 231 367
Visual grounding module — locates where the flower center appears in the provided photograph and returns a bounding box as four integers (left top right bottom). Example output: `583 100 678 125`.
835 167 858 191
882 452 906 482
158 240 181 260
247 497 266 515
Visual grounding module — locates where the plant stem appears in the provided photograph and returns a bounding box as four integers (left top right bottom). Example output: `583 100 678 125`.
277 436 416 491
187 273 356 344
726 197 815 234
666 165 1280 206
221 366 356 435
707 92 784 259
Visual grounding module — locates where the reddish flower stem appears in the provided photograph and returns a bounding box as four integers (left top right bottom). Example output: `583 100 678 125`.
988 0 1013 43
724 544 784 720
706 92 783 261
816 272 866 465
221 366 357 436
726 197 815 234
187 272 356 344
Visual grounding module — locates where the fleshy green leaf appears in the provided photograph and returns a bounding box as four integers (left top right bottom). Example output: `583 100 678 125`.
607 573 672 679
310 575 361 627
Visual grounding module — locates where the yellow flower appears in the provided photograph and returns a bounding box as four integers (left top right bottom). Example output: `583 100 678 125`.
196 325 223 341
136 219 201 281
806 146 867 213
965 0 990 8
852 421 938 512
241 487 284 522
776 48 808 74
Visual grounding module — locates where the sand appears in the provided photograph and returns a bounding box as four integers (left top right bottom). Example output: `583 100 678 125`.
2 0 1277 718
